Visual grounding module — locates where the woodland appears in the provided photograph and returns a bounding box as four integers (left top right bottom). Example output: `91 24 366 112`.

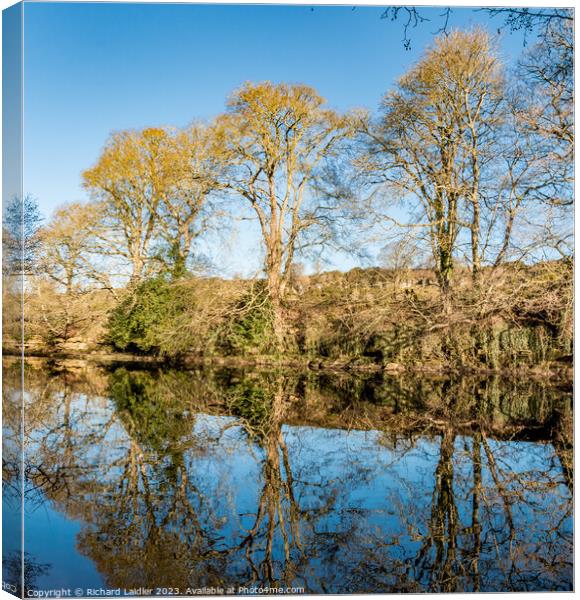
3 14 573 377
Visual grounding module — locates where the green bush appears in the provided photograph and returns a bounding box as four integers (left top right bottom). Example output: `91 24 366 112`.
107 277 183 354
220 285 276 355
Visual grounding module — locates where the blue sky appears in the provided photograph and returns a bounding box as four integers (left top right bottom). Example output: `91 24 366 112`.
21 2 531 275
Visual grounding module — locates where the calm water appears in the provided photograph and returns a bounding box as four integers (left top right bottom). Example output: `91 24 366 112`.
3 359 573 594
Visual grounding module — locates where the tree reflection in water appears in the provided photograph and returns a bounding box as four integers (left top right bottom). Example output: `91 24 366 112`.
5 359 573 593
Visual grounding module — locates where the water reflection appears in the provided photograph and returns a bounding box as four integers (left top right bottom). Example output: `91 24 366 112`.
2 357 23 593
3 359 573 593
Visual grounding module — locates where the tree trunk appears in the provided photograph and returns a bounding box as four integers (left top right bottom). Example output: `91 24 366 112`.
265 235 288 352
437 247 453 293
129 255 145 288
471 200 481 289
267 272 286 352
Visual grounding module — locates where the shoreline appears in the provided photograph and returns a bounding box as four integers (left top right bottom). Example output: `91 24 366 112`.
3 346 573 381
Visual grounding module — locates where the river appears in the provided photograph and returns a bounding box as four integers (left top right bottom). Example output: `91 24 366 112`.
2 359 573 594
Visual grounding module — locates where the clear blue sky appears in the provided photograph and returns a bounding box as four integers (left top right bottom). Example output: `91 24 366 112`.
21 2 530 275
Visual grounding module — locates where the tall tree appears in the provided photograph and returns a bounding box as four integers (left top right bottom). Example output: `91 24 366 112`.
359 30 506 290
83 126 224 283
157 124 227 278
216 81 352 345
491 17 574 263
518 18 573 213
83 128 176 284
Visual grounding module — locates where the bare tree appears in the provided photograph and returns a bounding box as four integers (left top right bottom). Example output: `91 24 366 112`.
83 126 226 284
382 6 573 49
518 18 573 211
82 128 176 284
216 81 352 346
38 202 119 295
156 124 228 278
358 30 505 290
3 194 43 278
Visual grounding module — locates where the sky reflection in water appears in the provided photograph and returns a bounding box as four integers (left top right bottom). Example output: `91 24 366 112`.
2 362 573 594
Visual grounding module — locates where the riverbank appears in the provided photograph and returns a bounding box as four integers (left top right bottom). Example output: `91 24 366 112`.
5 263 572 380
4 344 573 381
